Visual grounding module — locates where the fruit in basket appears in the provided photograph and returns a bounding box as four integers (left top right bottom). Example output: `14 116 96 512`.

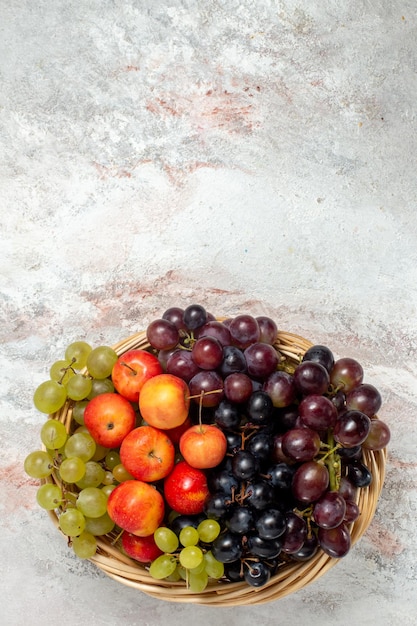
121 531 163 563
111 349 163 402
107 479 165 536
179 424 227 469
163 461 210 515
84 392 136 448
138 373 190 429
119 425 175 482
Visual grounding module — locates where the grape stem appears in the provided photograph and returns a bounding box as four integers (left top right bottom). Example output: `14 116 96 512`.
321 431 341 492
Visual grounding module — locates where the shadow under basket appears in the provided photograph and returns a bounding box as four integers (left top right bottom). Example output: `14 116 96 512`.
45 330 387 607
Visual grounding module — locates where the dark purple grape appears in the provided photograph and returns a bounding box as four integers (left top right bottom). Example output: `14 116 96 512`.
345 383 382 417
203 492 231 520
274 405 299 432
244 480 275 510
225 505 254 534
280 512 307 554
263 371 297 407
291 533 319 561
333 410 371 447
246 430 273 465
192 336 223 370
225 430 243 453
212 531 243 563
231 450 259 481
336 445 362 460
246 390 274 425
224 373 253 403
166 349 200 382
313 491 347 529
338 476 357 502
170 514 205 535
346 459 372 487
267 463 296 492
292 461 329 502
146 318 179 350
344 499 360 523
271 433 296 464
298 394 337 431
330 358 364 393
214 400 241 430
244 560 271 587
162 306 187 331
188 370 224 407
229 315 260 349
331 389 347 413
293 361 330 396
219 345 247 377
255 508 286 540
281 427 321 462
183 304 208 330
157 347 178 370
318 523 351 558
224 560 244 582
256 315 278 345
244 343 279 380
207 468 240 494
302 344 335 373
196 321 232 346
246 534 282 559
362 418 391 451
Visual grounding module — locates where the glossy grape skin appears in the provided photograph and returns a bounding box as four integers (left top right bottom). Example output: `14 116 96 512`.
214 400 241 430
318 523 351 558
313 491 347 529
291 534 319 561
225 505 254 535
338 475 358 501
346 383 382 417
292 461 329 503
146 318 179 351
229 314 260 349
362 418 391 450
196 321 232 346
280 512 307 554
256 315 278 344
293 361 330 396
166 349 200 382
298 394 338 431
330 357 364 393
203 492 231 521
246 430 273 466
346 459 373 487
192 336 223 370
263 371 297 408
267 463 296 492
302 344 335 373
219 345 247 377
244 342 279 379
333 410 371 447
231 450 259 481
281 427 321 462
188 370 224 407
246 534 282 559
255 508 287 540
244 480 275 510
207 467 239 494
246 390 274 425
244 560 271 587
162 306 187 331
211 531 243 563
344 499 360 523
224 373 253 404
183 304 208 330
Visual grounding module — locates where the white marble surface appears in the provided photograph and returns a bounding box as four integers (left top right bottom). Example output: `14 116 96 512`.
1 1 416 624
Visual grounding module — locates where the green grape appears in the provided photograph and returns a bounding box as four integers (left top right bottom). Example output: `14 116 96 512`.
59 456 86 483
36 483 63 510
33 380 67 414
65 341 92 370
50 359 75 384
203 551 224 579
154 527 179 553
179 546 203 569
177 564 187 580
71 531 97 559
165 568 182 582
179 526 199 547
190 560 206 575
66 374 93 401
101 484 117 497
87 377 115 399
101 470 115 486
59 508 86 536
188 570 209 592
105 450 121 470
75 461 105 489
24 450 54 479
149 554 178 580
86 346 118 380
91 443 109 462
64 432 96 462
72 400 89 426
85 512 115 536
197 519 221 543
112 463 134 482
40 419 68 450
76 487 108 518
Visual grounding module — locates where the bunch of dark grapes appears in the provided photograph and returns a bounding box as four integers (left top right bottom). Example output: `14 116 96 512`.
146 304 390 588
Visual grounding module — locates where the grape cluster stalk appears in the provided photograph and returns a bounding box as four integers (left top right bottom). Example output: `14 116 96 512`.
24 304 390 591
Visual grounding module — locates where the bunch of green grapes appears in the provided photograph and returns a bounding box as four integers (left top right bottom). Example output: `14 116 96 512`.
149 520 225 592
33 341 119 414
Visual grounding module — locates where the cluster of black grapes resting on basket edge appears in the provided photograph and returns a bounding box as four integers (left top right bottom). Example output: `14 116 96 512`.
144 305 390 588
24 303 390 591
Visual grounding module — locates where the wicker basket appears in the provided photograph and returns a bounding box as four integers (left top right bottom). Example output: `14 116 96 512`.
44 330 387 606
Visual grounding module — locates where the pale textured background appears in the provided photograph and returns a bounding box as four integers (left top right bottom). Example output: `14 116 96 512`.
1 1 416 625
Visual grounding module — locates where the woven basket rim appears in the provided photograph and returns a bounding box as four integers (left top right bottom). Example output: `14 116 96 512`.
44 328 387 606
